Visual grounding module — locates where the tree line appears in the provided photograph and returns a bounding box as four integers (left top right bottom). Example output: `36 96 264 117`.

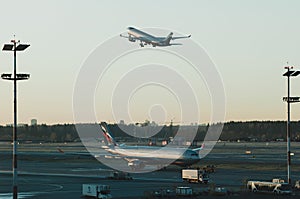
0 121 299 143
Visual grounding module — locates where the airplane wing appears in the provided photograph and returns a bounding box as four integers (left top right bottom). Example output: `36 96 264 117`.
135 36 155 44
120 33 154 43
120 34 145 41
101 147 167 170
120 34 130 39
172 35 191 40
56 147 106 157
169 43 183 46
124 156 171 170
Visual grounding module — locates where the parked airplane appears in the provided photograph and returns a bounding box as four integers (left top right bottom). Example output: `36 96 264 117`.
120 27 191 47
100 122 202 170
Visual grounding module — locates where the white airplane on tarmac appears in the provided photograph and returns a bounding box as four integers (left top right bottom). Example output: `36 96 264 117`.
100 122 203 171
120 27 191 47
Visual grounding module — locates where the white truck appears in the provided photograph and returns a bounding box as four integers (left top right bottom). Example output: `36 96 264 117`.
247 180 292 195
182 169 209 184
82 184 112 199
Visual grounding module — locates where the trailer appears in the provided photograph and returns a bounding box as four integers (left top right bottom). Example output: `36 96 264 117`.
82 184 112 199
176 186 193 196
247 180 292 195
182 169 209 184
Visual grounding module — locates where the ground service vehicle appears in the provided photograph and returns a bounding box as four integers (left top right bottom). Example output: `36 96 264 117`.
106 171 132 180
182 169 209 184
247 180 292 195
82 184 112 199
203 165 216 173
295 180 300 189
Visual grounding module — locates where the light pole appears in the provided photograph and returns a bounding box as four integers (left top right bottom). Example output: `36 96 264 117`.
283 66 300 185
2 38 30 199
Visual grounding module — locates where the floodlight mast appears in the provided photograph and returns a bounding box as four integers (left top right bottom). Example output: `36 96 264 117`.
283 65 300 185
2 38 30 199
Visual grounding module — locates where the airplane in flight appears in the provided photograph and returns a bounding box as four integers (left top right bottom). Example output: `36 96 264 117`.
120 27 191 47
100 122 202 171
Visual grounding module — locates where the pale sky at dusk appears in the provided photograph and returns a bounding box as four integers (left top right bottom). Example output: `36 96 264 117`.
0 0 300 125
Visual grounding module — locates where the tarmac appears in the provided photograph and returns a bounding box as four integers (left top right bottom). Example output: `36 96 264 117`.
0 141 300 198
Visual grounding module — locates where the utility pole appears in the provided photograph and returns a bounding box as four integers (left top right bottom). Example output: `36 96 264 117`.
2 38 30 199
283 65 300 184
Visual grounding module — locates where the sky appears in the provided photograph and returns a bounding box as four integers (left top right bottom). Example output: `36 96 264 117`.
0 0 300 125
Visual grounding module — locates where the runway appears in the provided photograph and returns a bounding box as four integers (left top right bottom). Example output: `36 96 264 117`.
0 141 300 198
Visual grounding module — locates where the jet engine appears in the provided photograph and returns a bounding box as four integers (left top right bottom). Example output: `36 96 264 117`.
128 36 136 42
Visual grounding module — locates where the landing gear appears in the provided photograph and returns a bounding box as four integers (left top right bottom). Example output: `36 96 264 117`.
140 42 144 47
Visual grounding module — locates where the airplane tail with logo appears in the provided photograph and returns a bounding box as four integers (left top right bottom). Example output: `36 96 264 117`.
192 143 205 152
100 122 118 147
164 32 173 45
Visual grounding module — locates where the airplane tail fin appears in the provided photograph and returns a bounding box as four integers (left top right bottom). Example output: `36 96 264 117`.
164 32 173 44
100 122 118 147
192 143 205 152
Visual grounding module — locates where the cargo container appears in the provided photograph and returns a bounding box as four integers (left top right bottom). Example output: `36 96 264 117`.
82 184 112 199
176 186 193 196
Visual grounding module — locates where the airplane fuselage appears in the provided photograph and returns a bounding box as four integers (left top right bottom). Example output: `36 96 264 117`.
106 145 200 167
123 27 183 47
100 122 200 170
